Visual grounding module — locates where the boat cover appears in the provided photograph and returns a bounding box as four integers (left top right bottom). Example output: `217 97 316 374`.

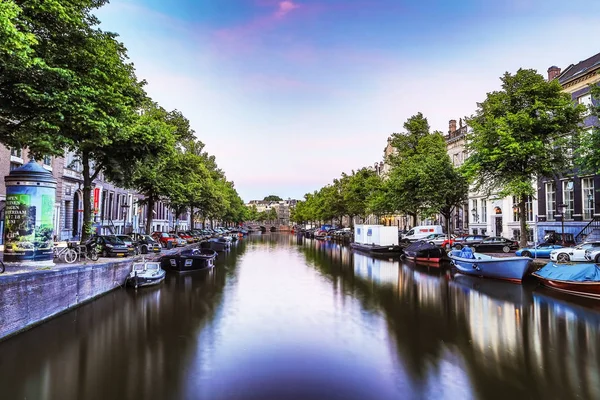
536 262 600 282
404 240 438 254
459 247 475 259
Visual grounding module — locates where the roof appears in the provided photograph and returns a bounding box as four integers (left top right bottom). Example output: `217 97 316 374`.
558 51 600 85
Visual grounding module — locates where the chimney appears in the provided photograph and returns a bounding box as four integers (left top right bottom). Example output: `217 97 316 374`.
547 66 561 81
449 119 457 134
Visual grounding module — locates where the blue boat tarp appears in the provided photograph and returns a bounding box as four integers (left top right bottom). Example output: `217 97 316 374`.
536 262 600 282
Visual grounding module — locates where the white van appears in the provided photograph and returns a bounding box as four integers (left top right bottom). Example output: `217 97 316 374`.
402 225 445 242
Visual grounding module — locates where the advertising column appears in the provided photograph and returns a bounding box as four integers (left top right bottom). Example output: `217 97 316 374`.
3 160 57 263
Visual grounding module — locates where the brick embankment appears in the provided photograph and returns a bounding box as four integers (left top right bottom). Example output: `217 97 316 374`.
0 244 197 342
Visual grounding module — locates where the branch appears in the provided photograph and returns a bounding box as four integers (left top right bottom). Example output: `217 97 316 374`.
90 162 104 182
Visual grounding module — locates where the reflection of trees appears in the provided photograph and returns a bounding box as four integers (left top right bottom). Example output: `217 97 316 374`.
300 240 600 399
0 242 248 400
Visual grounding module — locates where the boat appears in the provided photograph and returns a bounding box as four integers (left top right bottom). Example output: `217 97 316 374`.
350 242 404 256
161 248 217 273
200 238 230 252
126 261 166 288
448 247 532 282
532 262 600 299
402 240 447 265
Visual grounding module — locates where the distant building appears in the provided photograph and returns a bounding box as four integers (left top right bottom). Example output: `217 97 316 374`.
536 52 600 243
246 199 298 226
445 119 469 234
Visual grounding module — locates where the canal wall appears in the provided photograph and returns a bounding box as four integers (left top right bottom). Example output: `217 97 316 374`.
0 259 133 342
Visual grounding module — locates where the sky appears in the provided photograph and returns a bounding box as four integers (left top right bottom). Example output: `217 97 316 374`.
96 0 600 202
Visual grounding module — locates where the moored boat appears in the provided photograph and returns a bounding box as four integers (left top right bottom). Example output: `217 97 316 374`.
402 241 447 265
161 248 217 273
350 242 404 256
532 262 600 299
448 247 532 282
201 238 230 252
126 261 166 288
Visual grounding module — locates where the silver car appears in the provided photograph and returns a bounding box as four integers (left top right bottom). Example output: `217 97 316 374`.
550 242 600 263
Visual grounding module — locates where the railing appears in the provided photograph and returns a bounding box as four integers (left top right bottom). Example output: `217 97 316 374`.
575 216 600 243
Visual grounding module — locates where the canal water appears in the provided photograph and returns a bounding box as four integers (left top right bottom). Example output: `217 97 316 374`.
1 234 599 400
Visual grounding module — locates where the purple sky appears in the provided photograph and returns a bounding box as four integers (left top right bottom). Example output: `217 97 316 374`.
97 0 600 202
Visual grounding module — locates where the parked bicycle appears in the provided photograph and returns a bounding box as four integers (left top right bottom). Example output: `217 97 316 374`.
74 240 99 262
53 242 78 264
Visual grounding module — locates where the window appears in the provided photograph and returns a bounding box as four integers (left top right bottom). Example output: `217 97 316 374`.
578 93 592 116
472 228 478 235
10 162 21 171
513 196 533 222
472 199 478 223
546 182 555 221
481 199 487 223
10 148 22 158
582 177 595 220
563 180 574 219
513 228 534 242
43 155 52 166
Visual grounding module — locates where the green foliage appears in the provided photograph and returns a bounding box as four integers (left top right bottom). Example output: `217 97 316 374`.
464 69 584 246
263 195 283 201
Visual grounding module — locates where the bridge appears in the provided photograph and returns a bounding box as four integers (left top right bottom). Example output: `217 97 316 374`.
247 224 291 232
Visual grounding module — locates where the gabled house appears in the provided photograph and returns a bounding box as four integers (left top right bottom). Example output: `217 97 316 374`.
537 52 600 243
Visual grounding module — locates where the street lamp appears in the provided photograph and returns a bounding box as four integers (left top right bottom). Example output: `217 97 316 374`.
121 202 130 235
556 203 566 244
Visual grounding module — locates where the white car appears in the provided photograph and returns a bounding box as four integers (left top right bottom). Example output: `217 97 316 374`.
550 242 600 263
424 233 454 246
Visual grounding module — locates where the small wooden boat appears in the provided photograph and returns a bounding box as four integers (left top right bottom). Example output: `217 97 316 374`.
532 262 600 299
161 248 217 273
448 248 532 282
126 261 166 288
350 242 404 256
403 241 447 265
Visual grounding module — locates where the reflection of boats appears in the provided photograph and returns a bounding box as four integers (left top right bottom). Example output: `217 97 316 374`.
161 248 217 273
353 253 399 285
402 241 447 265
126 261 166 288
449 249 531 282
450 273 527 304
532 262 600 299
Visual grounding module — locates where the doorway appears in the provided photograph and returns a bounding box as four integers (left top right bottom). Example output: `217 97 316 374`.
72 192 80 238
495 216 503 237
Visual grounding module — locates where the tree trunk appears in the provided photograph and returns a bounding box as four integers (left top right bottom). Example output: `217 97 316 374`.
190 205 194 230
519 197 528 249
145 196 155 234
81 152 93 242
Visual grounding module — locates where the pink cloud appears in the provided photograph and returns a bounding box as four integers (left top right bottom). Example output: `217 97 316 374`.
274 1 300 18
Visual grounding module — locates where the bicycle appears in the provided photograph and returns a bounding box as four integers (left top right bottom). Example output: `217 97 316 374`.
74 243 99 262
0 259 4 274
53 243 78 264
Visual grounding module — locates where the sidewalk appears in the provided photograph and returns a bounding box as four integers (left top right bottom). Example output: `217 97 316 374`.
0 244 195 277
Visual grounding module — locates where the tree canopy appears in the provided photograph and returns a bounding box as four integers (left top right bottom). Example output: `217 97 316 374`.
263 195 283 201
464 68 584 246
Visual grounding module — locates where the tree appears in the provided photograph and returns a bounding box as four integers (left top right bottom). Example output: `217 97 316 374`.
343 168 381 224
464 69 584 247
576 84 600 173
386 113 436 225
263 195 283 201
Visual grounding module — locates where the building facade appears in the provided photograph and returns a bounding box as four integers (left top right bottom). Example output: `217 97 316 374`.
246 199 298 226
0 148 190 243
536 52 600 243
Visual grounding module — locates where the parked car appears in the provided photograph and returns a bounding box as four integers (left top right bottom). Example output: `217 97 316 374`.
115 234 138 255
424 233 453 246
172 231 194 244
472 237 519 253
550 242 600 263
543 232 577 247
515 243 564 258
93 235 130 257
131 233 161 254
169 234 187 247
152 231 178 248
452 235 489 249
401 225 445 242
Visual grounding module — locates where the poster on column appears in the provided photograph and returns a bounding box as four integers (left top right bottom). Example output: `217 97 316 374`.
4 185 55 261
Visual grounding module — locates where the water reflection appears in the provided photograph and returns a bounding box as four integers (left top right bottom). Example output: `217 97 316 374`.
1 235 599 400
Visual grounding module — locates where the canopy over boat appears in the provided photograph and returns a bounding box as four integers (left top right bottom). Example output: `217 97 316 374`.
536 263 600 282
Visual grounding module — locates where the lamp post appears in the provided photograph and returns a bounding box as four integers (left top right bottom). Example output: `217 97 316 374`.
556 203 566 244
121 202 130 235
